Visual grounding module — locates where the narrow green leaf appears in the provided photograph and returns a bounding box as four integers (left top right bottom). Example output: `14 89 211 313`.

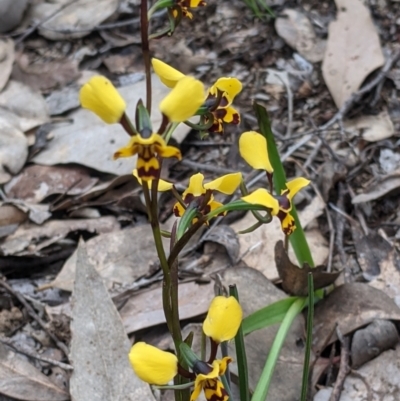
251 298 307 401
300 274 314 401
253 102 314 267
229 286 250 401
242 297 298 335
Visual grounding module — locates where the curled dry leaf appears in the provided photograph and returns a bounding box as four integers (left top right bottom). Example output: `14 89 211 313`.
0 80 49 131
312 283 400 354
30 0 119 40
0 39 14 91
352 169 400 204
0 109 28 184
322 0 384 108
274 240 340 296
275 9 326 63
70 240 155 401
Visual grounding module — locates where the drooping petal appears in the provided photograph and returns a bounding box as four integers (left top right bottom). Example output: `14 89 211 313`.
133 169 173 191
221 106 240 124
190 378 204 401
160 76 205 122
173 201 186 217
113 137 138 159
79 76 126 124
239 131 273 173
285 177 310 200
203 296 242 343
210 77 242 104
204 173 242 194
183 173 206 198
158 145 182 160
241 188 279 215
129 342 178 385
278 212 296 235
152 58 185 88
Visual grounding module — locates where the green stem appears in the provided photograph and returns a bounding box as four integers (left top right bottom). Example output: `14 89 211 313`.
140 0 152 113
164 122 179 143
251 298 306 401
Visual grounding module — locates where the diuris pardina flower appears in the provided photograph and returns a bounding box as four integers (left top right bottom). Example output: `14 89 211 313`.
79 76 126 124
239 131 310 235
175 0 206 19
241 177 310 235
152 58 242 134
173 172 242 217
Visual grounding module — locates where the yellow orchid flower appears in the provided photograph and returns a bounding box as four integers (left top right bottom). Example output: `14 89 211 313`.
79 76 126 124
152 59 242 133
241 177 310 235
239 131 273 174
203 296 242 343
114 132 181 181
174 0 206 19
160 76 205 122
205 77 242 134
191 357 231 401
173 172 242 217
129 342 178 385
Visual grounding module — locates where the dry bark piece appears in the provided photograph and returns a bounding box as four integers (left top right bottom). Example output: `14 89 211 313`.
322 0 385 108
313 283 400 354
352 169 400 204
119 281 215 334
275 9 326 62
4 165 98 204
274 240 340 296
30 0 120 40
203 225 240 264
0 39 14 91
223 266 306 400
316 160 348 202
70 240 155 401
351 320 399 368
50 225 157 292
0 343 69 400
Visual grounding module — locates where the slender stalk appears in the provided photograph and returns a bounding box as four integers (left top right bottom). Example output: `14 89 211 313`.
251 298 306 401
140 0 152 113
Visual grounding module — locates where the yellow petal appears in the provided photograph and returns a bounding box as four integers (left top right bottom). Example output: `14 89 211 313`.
113 137 138 159
173 201 186 217
129 342 178 385
158 145 182 160
211 77 242 103
285 177 310 200
209 200 225 215
203 296 242 343
280 213 296 235
222 106 240 124
239 131 273 173
152 58 185 88
160 76 205 122
133 169 173 191
204 173 242 194
79 76 126 124
189 0 204 6
241 188 279 215
184 173 206 198
190 378 204 401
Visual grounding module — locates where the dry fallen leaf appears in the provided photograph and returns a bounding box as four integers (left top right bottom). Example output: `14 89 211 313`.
120 281 215 334
275 9 326 62
70 240 155 401
0 80 49 131
322 0 385 108
0 109 28 184
275 241 340 296
0 343 69 400
30 0 119 40
50 225 157 292
313 283 400 354
344 111 394 142
351 169 400 204
4 165 98 204
0 39 14 91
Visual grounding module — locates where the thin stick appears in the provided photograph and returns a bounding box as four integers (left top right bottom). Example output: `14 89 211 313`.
140 0 152 113
0 279 69 358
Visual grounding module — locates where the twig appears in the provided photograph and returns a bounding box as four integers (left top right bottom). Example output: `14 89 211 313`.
328 326 350 401
0 278 69 358
0 336 73 371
